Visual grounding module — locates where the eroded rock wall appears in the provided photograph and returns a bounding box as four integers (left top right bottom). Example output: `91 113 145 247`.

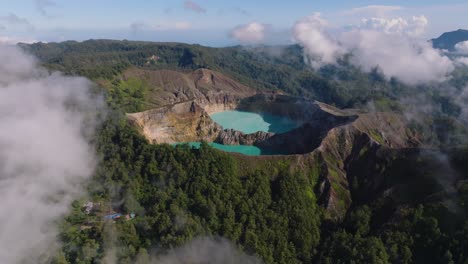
127 101 222 144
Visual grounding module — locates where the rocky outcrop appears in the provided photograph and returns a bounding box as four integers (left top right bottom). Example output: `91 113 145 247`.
216 129 274 145
127 101 222 144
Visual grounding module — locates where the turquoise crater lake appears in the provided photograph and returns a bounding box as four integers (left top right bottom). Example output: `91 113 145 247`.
210 110 299 134
173 111 300 156
173 142 261 156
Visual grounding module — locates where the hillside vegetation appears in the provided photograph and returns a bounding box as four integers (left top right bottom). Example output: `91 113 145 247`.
21 39 422 110
20 40 468 264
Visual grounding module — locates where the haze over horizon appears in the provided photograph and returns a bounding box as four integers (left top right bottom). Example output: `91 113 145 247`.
0 0 467 46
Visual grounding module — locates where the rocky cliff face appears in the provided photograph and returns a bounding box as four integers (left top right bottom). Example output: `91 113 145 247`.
216 129 274 145
127 101 222 144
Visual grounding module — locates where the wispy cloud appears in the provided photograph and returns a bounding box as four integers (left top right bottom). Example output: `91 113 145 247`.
130 22 146 34
174 21 191 30
35 0 56 17
218 7 250 16
153 21 192 31
0 36 38 44
131 21 193 32
0 13 34 31
184 0 206 14
233 7 250 16
344 5 404 17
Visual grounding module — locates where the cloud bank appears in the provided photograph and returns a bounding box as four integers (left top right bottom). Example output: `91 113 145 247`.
341 29 454 84
293 13 454 85
359 15 428 36
0 45 101 263
230 22 269 44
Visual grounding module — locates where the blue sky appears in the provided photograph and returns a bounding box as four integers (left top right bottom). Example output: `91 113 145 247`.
0 0 467 46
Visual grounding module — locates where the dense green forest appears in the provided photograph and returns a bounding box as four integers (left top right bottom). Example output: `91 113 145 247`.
21 40 468 263
54 114 468 264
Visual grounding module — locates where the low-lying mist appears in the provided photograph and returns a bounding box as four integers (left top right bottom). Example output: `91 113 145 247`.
0 45 103 263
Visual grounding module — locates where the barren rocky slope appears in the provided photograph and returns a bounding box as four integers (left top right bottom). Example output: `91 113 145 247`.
122 68 258 111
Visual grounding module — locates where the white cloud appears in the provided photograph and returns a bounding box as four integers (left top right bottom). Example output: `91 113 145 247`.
0 45 101 263
293 13 454 84
345 5 403 17
360 15 428 36
230 22 269 44
341 29 454 84
455 41 468 54
410 15 430 36
293 13 345 68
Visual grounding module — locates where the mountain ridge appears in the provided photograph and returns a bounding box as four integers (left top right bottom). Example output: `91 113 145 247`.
431 29 468 51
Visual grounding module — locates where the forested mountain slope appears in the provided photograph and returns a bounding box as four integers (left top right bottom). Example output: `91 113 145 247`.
21 39 417 110
19 40 468 264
